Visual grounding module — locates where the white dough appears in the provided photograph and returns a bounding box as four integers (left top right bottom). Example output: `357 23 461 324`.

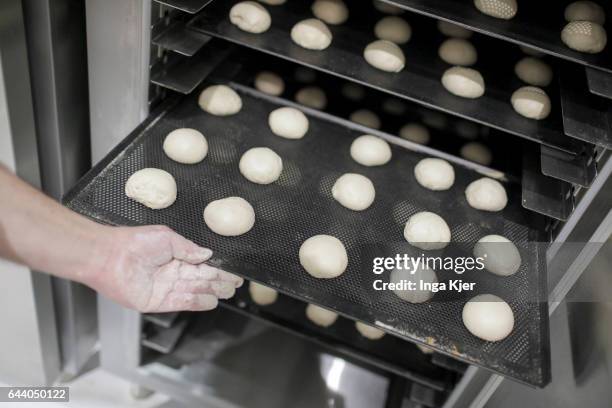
399 123 430 145
374 16 412 44
163 128 208 164
350 135 392 166
268 107 309 139
438 38 478 66
465 178 508 212
514 57 553 87
254 71 285 95
442 66 485 99
473 0 517 20
249 281 278 305
291 18 333 50
414 158 455 191
295 86 328 109
460 142 492 166
349 109 381 129
390 265 438 303
229 1 271 34
342 83 365 101
511 86 551 120
198 85 242 116
203 197 255 236
332 173 376 211
355 322 385 340
306 304 338 327
437 20 473 39
565 1 605 25
364 40 406 72
373 0 404 15
299 235 348 279
473 235 522 276
417 344 434 354
403 211 451 250
311 0 349 25
239 147 283 184
561 21 607 53
462 294 514 341
125 168 177 209
258 0 285 4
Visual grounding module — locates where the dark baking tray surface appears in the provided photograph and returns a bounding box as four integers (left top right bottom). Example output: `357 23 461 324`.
64 84 550 386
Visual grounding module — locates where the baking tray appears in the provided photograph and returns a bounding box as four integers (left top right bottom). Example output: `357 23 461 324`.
154 0 213 14
188 0 580 155
64 83 550 386
586 67 612 100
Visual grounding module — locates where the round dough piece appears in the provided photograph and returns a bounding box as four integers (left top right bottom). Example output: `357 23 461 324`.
456 121 480 140
442 66 485 99
311 0 349 25
239 147 283 184
438 38 478 66
417 344 434 354
403 211 451 250
268 107 309 139
561 21 607 53
350 135 392 166
229 1 271 34
462 294 514 341
355 322 385 340
291 18 333 50
437 20 473 39
306 304 338 327
473 0 517 20
254 71 285 95
414 158 455 191
473 235 522 276
511 86 551 120
382 98 406 115
203 197 255 236
373 0 404 15
364 40 406 72
460 142 492 166
163 128 208 164
565 1 605 25
300 235 348 278
198 85 242 116
249 281 278 305
125 168 177 209
258 0 286 4
390 265 438 303
342 83 365 101
295 86 328 109
465 178 508 212
399 123 430 145
332 173 376 211
374 16 412 44
514 57 553 87
349 109 381 129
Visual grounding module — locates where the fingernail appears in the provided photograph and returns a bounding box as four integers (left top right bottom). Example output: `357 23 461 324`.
199 248 213 261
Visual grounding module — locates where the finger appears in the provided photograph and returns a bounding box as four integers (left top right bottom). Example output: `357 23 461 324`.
179 264 219 280
159 293 219 312
173 279 215 295
166 231 213 264
210 281 237 299
214 269 244 288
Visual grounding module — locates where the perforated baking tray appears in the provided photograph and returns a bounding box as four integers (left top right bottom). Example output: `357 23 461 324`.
64 84 550 386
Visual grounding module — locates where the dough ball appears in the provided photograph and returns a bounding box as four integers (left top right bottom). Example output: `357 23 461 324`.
382 98 406 115
438 38 478 66
441 66 485 99
465 177 508 212
299 234 348 279
403 211 451 250
437 20 473 39
511 86 551 120
514 57 553 87
460 142 492 166
295 86 327 109
342 83 365 101
374 16 412 44
332 173 376 211
311 0 349 25
254 71 285 95
399 123 430 145
473 235 521 276
355 322 385 340
519 45 545 57
364 40 406 72
561 21 607 53
414 158 455 191
203 197 255 236
349 109 381 129
163 128 208 164
390 265 438 303
258 0 285 4
306 304 338 327
456 121 480 140
268 107 309 139
294 66 317 83
565 1 605 25
350 135 392 166
473 0 517 20
373 0 404 15
229 1 271 34
239 147 283 184
249 281 278 305
125 168 177 209
291 18 333 50
198 85 242 116
462 294 514 341
417 344 434 354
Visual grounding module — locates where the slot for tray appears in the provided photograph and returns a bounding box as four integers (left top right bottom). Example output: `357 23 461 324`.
409 383 447 408
142 316 190 354
154 0 213 14
430 354 468 374
143 312 180 329
540 145 597 188
586 67 612 100
153 21 212 56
